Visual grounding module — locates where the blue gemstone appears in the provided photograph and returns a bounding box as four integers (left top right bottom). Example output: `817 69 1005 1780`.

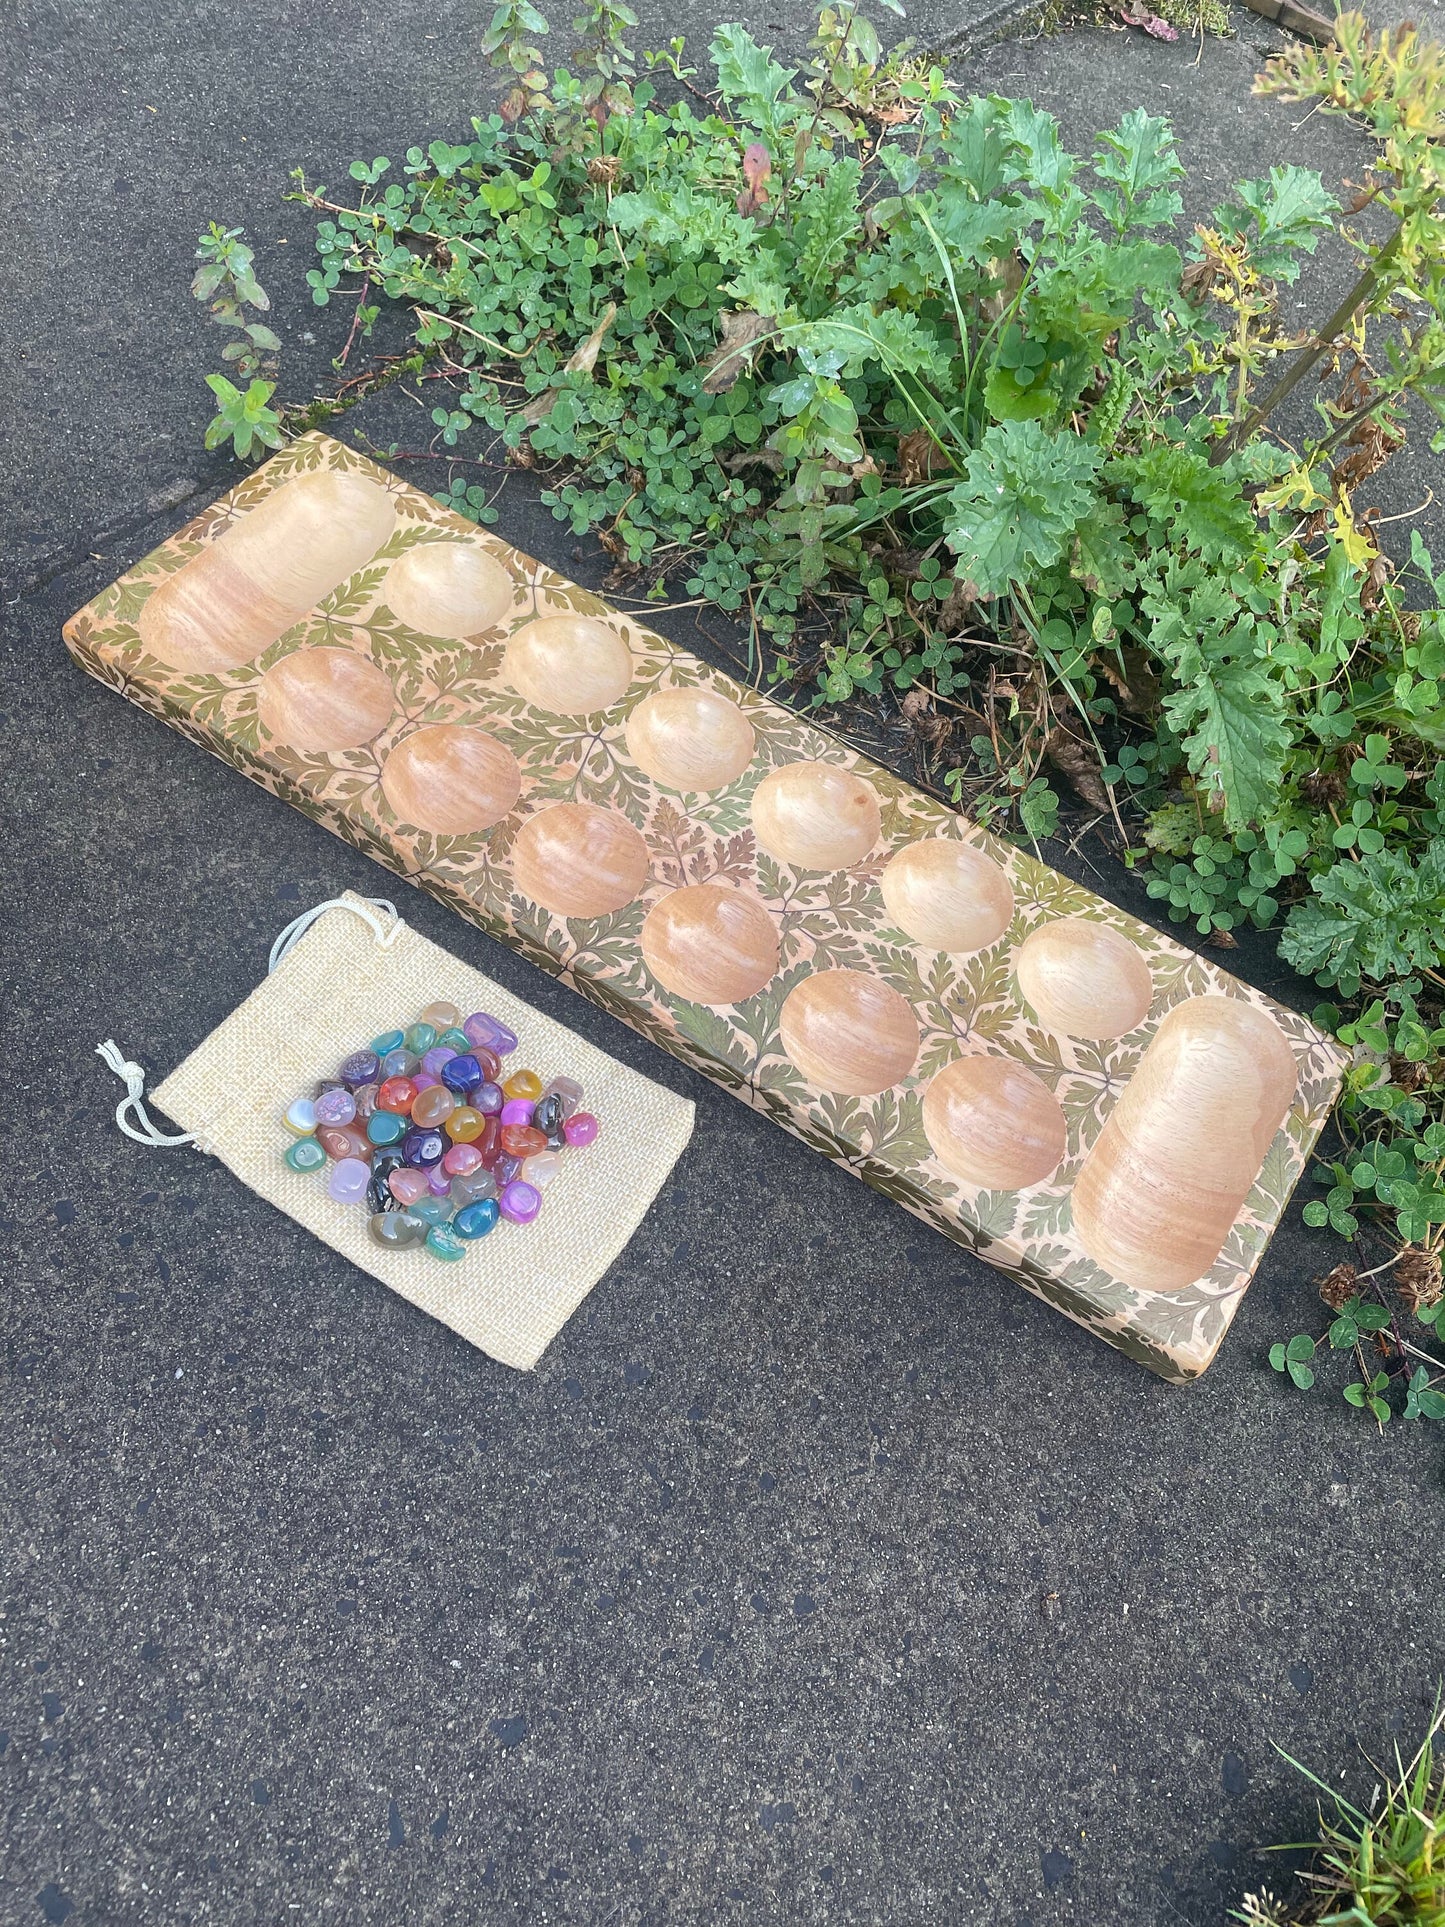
440 1052 483 1094
425 1225 467 1261
454 1199 500 1240
367 1111 408 1147
369 1029 405 1056
402 1125 446 1168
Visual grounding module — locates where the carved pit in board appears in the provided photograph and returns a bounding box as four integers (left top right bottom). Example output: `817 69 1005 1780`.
625 687 756 793
138 471 397 672
923 1055 1068 1190
751 762 881 871
380 724 522 835
384 541 514 638
640 884 779 1005
510 802 650 918
1016 917 1154 1041
779 970 918 1096
1071 996 1299 1292
879 838 1015 954
504 614 634 715
258 647 396 752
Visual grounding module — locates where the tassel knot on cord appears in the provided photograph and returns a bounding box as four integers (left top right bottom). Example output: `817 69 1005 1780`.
95 1040 205 1150
97 895 401 1153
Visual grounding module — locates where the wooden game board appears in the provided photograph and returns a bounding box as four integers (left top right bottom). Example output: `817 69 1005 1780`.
65 432 1346 1380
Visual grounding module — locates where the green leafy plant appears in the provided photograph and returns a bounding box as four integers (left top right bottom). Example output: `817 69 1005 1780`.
1268 1252 1443 1432
198 3 1445 1332
1234 1700 1445 1926
191 224 284 459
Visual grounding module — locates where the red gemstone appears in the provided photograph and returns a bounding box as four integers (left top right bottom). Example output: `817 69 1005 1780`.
377 1076 418 1115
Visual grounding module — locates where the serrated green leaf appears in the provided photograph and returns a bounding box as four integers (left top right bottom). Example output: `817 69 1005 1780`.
943 420 1101 598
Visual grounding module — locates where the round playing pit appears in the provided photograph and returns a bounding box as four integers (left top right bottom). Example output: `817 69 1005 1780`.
257 647 396 752
504 614 634 715
384 542 514 638
625 687 756 792
922 1055 1067 1189
380 724 522 835
751 762 881 871
779 969 918 1095
510 802 650 918
640 884 779 1004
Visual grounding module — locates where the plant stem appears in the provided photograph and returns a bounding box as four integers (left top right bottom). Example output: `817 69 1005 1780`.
1213 223 1402 463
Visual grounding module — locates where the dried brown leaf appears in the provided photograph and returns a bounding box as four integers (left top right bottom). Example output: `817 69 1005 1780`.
522 304 618 424
897 429 947 485
1097 645 1163 719
1045 726 1110 813
700 310 776 394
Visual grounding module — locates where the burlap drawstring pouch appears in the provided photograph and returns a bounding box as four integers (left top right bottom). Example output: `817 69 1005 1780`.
98 892 695 1369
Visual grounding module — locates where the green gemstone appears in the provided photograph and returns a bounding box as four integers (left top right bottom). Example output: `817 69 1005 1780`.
425 1224 467 1261
410 1197 454 1226
370 1028 405 1056
369 1209 427 1249
367 1110 408 1147
405 1022 438 1055
284 1137 326 1172
439 1028 472 1054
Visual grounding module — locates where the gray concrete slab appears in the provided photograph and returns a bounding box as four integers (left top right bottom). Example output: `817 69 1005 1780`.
5 3 1445 1924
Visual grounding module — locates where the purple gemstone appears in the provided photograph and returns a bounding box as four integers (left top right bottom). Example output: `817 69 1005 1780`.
492 1151 523 1186
339 1049 381 1088
440 1052 483 1094
421 1045 458 1076
401 1125 446 1168
427 1165 453 1197
476 1081 504 1116
327 1157 371 1204
499 1179 541 1225
463 1012 517 1055
411 1071 441 1093
315 1088 357 1127
500 1098 535 1128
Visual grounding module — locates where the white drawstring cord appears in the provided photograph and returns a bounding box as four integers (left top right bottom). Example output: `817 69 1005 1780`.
268 895 399 973
96 1040 202 1148
99 895 402 1152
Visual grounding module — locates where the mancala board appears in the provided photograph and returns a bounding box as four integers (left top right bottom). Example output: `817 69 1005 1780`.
64 432 1347 1381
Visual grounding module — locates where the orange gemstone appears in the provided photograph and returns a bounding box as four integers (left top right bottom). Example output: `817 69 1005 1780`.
445 1105 485 1142
500 1124 547 1157
377 1075 418 1115
411 1084 458 1128
317 1123 371 1162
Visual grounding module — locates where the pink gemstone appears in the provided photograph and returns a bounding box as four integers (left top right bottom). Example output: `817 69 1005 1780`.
411 1071 441 1093
500 1098 534 1128
427 1165 452 1197
499 1179 541 1225
442 1143 484 1177
563 1110 599 1148
389 1167 430 1206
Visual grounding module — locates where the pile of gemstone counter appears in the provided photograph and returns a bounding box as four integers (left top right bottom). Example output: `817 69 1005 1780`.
279 1000 600 1263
